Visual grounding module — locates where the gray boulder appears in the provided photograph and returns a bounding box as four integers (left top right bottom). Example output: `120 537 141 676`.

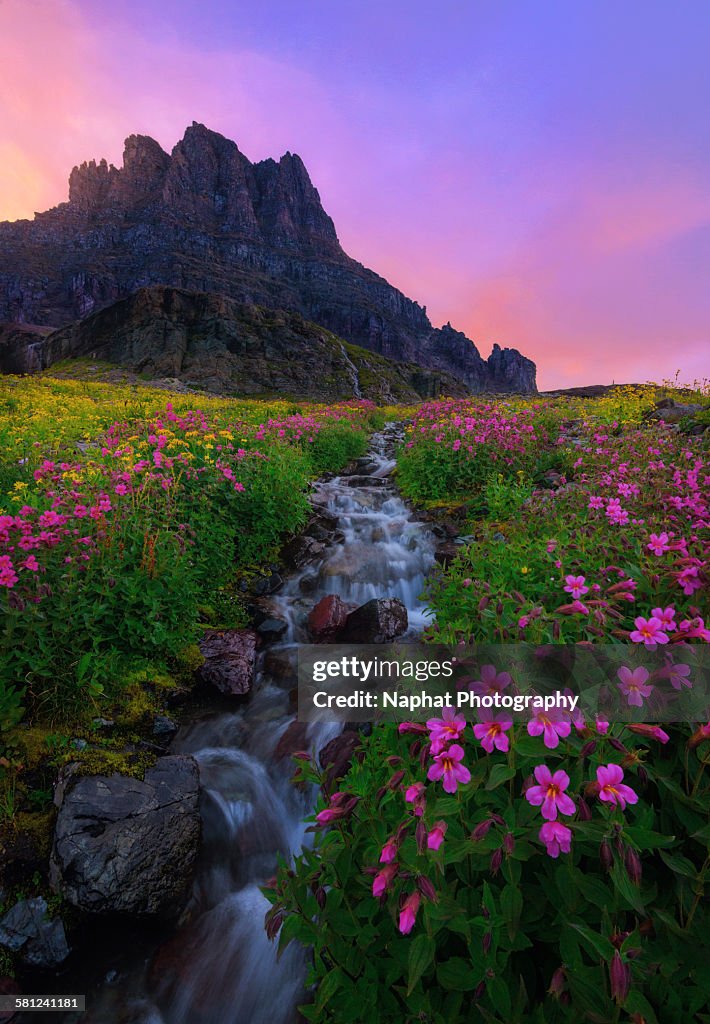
199 628 257 696
0 897 69 968
341 598 408 643
50 756 200 918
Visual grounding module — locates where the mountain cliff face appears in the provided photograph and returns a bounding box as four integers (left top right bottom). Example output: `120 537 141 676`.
0 123 536 393
4 286 468 402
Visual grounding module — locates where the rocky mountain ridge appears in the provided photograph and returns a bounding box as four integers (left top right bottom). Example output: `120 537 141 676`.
0 123 536 393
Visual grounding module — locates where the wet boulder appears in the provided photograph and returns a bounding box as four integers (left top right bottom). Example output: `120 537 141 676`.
281 535 326 571
307 595 351 642
0 897 70 969
50 756 200 919
273 720 310 761
199 628 258 696
341 598 408 643
256 617 288 643
318 730 361 784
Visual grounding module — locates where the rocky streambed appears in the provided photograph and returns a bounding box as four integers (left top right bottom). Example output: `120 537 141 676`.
2 424 437 1024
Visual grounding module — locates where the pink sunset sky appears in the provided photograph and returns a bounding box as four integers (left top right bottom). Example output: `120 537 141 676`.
1 0 708 389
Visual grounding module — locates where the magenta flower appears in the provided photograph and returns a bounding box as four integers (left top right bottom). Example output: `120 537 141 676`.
627 723 669 744
665 662 692 690
405 782 425 804
426 706 466 754
617 666 653 707
427 744 471 794
651 605 676 632
527 708 571 749
469 664 511 697
564 575 589 599
379 838 398 863
473 710 513 753
398 891 421 935
525 765 576 820
427 821 447 851
372 863 398 898
629 616 669 646
647 532 671 556
595 717 610 734
596 764 638 811
539 821 572 858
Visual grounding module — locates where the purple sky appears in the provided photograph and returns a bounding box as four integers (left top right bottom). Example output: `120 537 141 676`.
1 0 708 388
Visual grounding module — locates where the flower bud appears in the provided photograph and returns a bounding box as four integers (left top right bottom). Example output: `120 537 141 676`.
609 737 627 754
600 839 614 872
503 832 515 856
416 875 438 903
388 769 406 790
386 756 403 766
474 981 486 1002
490 847 503 876
415 820 427 853
409 740 422 758
478 596 490 611
577 797 592 821
548 967 566 998
482 932 492 955
579 740 597 758
315 887 326 909
419 743 431 769
625 846 642 885
609 951 630 1004
471 818 494 841
265 908 284 940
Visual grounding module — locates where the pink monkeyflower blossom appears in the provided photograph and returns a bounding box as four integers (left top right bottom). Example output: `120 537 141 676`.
595 717 610 735
617 666 654 707
627 723 669 744
564 575 589 599
665 662 692 690
405 782 425 804
647 532 671 556
539 821 572 858
398 891 421 935
22 555 40 572
677 566 702 596
527 708 571 749
473 710 513 753
427 821 448 851
427 744 471 794
525 765 576 820
518 615 530 628
629 616 668 647
426 706 466 753
596 764 638 811
372 863 398 898
469 664 511 697
651 606 676 632
461 578 473 587
588 496 604 510
379 838 398 863
315 807 344 826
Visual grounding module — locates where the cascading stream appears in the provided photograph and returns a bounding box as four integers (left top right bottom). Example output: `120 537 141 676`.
81 424 436 1024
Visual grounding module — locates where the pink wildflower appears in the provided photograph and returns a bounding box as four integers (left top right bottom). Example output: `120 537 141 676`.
469 664 511 697
379 838 398 864
525 765 576 820
539 821 572 858
472 710 513 753
629 616 668 646
651 606 676 632
596 764 638 811
527 708 571 749
427 821 447 851
372 863 398 898
617 666 653 707
426 706 466 754
398 891 421 935
627 723 669 744
564 575 589 599
427 744 471 794
647 532 671 556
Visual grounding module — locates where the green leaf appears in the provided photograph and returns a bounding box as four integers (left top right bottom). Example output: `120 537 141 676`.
569 922 615 961
407 933 435 995
624 827 676 851
659 851 700 880
437 957 480 991
485 763 516 790
315 967 345 1013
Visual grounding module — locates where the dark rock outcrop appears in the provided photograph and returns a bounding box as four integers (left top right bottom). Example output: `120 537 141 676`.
50 756 200 918
0 897 70 969
307 594 351 642
0 123 536 393
199 628 258 696
341 597 409 643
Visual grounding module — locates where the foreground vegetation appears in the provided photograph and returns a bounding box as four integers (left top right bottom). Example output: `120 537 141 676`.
273 384 710 1024
0 377 385 793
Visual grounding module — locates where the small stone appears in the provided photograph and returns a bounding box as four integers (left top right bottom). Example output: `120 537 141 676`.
152 715 178 740
0 897 70 969
307 595 351 642
256 617 288 643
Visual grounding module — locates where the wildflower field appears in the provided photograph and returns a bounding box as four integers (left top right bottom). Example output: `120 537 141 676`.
273 385 710 1024
0 376 382 731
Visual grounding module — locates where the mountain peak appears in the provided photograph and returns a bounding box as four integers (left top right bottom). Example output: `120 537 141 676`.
0 124 536 392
